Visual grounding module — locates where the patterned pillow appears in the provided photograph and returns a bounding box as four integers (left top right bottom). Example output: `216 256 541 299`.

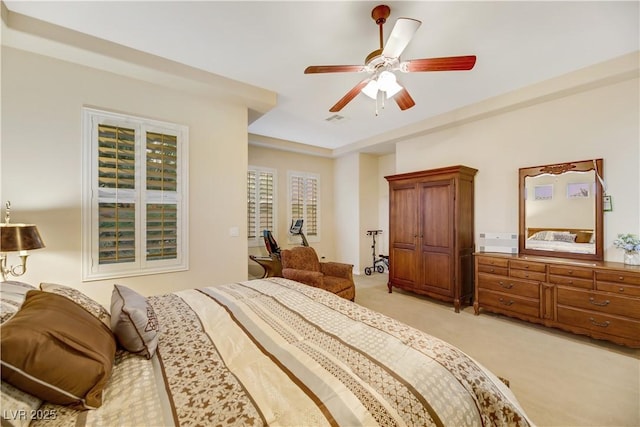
553 232 577 243
40 283 110 328
1 291 116 409
1 381 42 427
528 230 550 241
0 282 36 324
111 285 159 359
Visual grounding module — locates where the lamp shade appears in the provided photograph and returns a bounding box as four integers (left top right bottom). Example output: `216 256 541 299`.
0 224 45 252
361 80 379 99
377 71 402 97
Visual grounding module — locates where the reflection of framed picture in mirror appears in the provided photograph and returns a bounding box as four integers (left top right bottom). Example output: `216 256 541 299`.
567 182 591 198
534 184 553 200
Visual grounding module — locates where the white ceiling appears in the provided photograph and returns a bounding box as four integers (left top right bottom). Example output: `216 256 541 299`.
4 1 639 153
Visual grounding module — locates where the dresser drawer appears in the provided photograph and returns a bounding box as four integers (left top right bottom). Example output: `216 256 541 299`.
556 287 640 320
549 274 593 289
596 282 640 298
510 269 546 282
557 306 640 342
595 271 640 286
478 273 539 299
510 260 546 273
548 265 593 279
477 264 509 276
478 289 540 318
476 256 509 268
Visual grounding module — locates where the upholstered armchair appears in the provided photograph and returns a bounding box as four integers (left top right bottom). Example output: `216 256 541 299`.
280 246 355 301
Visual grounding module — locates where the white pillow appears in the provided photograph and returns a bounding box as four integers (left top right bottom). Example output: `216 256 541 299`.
110 285 159 359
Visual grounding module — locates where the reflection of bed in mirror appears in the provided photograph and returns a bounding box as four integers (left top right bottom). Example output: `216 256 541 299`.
525 227 595 254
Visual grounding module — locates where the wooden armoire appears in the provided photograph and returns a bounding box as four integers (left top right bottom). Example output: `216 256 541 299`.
385 165 477 312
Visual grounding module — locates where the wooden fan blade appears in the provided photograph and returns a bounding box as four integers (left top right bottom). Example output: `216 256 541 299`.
382 18 422 59
405 55 477 72
329 78 371 112
394 87 415 111
305 65 365 74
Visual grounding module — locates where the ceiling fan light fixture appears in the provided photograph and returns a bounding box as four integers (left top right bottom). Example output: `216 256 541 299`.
361 80 379 99
378 71 402 97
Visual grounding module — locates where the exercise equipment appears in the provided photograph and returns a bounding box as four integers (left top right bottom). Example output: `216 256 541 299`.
364 230 388 275
290 219 309 246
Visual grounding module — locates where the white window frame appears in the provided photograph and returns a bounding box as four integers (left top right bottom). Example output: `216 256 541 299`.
287 171 320 244
247 166 277 248
82 107 189 281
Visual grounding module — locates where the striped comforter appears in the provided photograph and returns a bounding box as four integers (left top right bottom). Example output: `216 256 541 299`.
33 278 533 426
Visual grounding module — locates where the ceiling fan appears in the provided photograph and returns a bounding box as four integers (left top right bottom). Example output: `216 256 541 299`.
304 4 477 113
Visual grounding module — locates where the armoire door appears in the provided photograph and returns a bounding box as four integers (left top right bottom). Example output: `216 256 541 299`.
419 179 455 296
389 183 419 289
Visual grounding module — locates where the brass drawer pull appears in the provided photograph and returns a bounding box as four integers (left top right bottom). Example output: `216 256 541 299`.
499 298 514 306
589 318 610 328
499 281 513 289
589 297 610 307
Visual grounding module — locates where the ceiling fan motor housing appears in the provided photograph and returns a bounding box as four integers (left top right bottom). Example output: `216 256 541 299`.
365 48 384 65
371 5 391 24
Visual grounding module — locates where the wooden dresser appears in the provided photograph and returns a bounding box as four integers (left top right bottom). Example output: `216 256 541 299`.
474 253 640 348
386 166 477 312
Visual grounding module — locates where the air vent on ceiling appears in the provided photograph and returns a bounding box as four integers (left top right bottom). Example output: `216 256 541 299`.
325 114 347 123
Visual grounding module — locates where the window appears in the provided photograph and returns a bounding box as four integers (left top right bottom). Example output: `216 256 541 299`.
247 167 276 246
82 108 189 280
288 171 320 242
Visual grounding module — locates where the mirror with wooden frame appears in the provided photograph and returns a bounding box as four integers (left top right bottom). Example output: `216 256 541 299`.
519 159 604 261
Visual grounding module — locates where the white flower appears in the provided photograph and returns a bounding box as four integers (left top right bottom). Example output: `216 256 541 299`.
613 233 640 252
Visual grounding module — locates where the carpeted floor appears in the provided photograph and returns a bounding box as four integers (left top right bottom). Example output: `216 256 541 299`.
353 273 640 427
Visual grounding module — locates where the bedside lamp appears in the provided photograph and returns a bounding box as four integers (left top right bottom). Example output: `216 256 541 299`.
0 202 45 282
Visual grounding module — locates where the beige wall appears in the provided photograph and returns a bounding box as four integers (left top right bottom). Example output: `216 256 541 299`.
247 145 335 263
1 47 258 307
333 153 359 270
394 75 639 262
377 154 395 256
358 154 380 272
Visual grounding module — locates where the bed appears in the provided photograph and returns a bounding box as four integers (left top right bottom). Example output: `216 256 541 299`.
525 227 595 254
1 278 534 426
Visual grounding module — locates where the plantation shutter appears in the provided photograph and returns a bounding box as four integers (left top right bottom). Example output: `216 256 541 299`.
247 171 257 239
305 176 318 237
247 169 275 241
97 124 136 265
146 132 178 261
259 172 274 232
291 175 304 221
85 107 188 280
289 173 319 239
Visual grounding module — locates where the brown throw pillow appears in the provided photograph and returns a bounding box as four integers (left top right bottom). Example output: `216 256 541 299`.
110 285 159 359
0 290 116 410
